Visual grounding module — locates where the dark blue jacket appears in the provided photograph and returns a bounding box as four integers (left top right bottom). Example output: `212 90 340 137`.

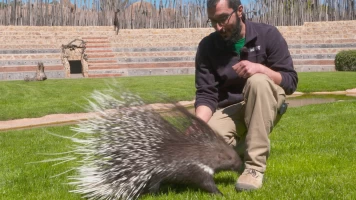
194 20 298 113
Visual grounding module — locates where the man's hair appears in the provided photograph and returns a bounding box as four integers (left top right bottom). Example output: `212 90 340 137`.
207 0 241 10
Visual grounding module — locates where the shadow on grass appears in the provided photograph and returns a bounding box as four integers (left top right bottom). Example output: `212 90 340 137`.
214 174 238 186
140 172 238 198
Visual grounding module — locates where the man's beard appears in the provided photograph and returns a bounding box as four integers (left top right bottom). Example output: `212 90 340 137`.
224 16 242 46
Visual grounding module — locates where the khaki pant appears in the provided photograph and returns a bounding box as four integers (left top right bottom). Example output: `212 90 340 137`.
207 74 286 173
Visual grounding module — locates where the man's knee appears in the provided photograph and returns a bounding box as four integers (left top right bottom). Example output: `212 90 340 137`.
244 74 274 93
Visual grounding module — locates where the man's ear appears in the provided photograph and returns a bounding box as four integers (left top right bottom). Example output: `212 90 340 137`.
237 5 244 17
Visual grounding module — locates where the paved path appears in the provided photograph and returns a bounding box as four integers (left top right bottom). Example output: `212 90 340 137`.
1 89 356 132
0 100 195 131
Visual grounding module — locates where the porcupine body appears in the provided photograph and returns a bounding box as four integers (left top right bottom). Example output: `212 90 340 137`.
67 90 242 200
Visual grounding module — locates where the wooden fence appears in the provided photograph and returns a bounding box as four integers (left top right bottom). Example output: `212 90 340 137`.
0 0 355 27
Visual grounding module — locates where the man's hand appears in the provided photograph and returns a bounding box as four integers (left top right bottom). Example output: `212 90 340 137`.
232 60 282 85
232 60 264 79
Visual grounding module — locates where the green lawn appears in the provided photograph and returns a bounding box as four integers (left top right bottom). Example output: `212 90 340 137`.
0 72 355 121
1 71 356 199
0 75 196 120
296 71 356 93
1 100 355 200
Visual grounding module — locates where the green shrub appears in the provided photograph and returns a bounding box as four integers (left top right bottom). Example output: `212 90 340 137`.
335 50 356 71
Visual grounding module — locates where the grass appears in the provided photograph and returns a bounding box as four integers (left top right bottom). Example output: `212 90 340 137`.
0 71 356 199
296 71 356 93
0 75 195 120
0 72 355 121
1 100 355 200
0 126 82 200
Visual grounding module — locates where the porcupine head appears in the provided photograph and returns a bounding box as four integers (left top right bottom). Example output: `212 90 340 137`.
39 87 242 200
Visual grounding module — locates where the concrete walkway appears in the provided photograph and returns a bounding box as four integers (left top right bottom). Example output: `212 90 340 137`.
1 89 356 132
0 101 195 131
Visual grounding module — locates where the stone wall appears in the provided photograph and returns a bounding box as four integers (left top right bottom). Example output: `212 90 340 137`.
0 20 355 80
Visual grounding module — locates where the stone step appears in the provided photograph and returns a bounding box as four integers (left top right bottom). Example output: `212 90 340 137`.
303 20 356 26
1 70 65 80
289 47 356 54
0 26 114 31
88 61 195 70
86 44 111 48
1 37 354 46
85 49 113 53
85 40 110 44
294 65 335 72
0 54 61 60
280 28 356 33
88 63 119 68
0 31 116 36
86 53 116 58
86 55 338 64
116 28 214 35
0 65 64 72
0 44 60 49
302 28 356 33
89 59 117 64
288 43 356 49
114 28 356 37
85 41 110 45
302 31 356 36
109 39 204 44
293 59 334 65
0 37 58 42
88 73 123 78
109 34 208 41
286 38 356 44
116 56 195 63
111 42 199 48
69 73 85 79
82 36 109 40
87 56 116 61
291 54 336 59
112 46 197 52
0 59 62 66
88 67 195 77
0 49 61 54
0 40 60 45
112 51 196 57
283 35 356 40
0 35 75 40
1 41 84 46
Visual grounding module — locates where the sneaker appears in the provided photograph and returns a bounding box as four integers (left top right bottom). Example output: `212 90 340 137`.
235 168 264 191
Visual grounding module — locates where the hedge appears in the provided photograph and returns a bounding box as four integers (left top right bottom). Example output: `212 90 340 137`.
335 50 356 71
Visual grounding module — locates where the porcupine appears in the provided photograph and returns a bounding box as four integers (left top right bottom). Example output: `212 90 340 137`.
63 89 242 200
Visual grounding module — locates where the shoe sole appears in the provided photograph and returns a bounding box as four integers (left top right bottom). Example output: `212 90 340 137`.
235 183 260 191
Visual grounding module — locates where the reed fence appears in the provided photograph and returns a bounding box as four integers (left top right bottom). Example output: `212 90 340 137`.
0 0 355 27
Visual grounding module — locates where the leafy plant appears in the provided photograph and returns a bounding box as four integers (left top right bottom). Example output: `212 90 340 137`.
335 50 356 71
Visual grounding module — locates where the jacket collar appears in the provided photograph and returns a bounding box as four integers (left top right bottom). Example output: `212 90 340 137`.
244 20 258 44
